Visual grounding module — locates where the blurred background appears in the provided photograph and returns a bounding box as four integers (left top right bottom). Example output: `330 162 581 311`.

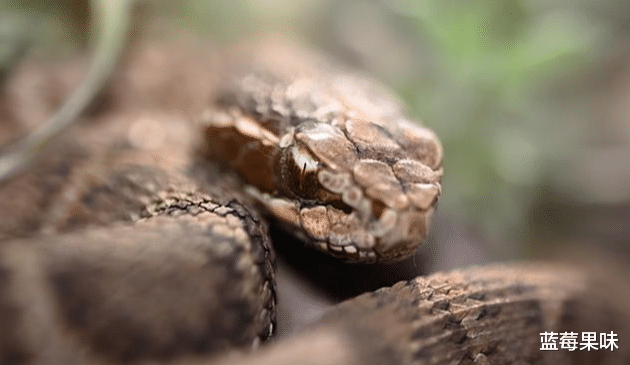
1 0 629 273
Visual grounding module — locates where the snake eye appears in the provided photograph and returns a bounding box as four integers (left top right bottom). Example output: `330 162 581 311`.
283 146 320 199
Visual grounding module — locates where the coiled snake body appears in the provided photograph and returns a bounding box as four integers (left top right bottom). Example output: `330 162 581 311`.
0 40 628 365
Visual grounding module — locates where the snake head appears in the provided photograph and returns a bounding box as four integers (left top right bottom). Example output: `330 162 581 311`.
201 106 442 262
201 45 443 262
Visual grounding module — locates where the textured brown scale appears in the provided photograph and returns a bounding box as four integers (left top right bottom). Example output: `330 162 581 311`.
237 143 278 192
202 110 280 193
352 160 409 211
266 198 300 227
299 206 330 240
200 42 444 262
392 159 440 184
407 183 440 209
345 119 402 159
394 120 443 170
295 122 358 171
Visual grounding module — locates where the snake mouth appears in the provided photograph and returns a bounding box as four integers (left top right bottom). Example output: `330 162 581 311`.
315 241 378 262
249 176 435 263
315 239 418 263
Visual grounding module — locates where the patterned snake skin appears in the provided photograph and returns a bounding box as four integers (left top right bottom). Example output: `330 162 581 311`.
0 39 628 365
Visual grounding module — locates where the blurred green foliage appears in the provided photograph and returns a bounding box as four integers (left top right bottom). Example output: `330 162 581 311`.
0 0 91 55
392 0 607 252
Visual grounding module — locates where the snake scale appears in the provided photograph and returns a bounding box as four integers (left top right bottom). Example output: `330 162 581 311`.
0 38 629 365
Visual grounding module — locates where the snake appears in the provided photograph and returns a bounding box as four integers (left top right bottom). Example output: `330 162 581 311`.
0 39 628 365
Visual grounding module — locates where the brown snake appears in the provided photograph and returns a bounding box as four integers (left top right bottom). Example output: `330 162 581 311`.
0 39 629 365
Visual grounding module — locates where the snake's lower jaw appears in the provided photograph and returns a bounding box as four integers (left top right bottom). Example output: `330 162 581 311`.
264 200 436 263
